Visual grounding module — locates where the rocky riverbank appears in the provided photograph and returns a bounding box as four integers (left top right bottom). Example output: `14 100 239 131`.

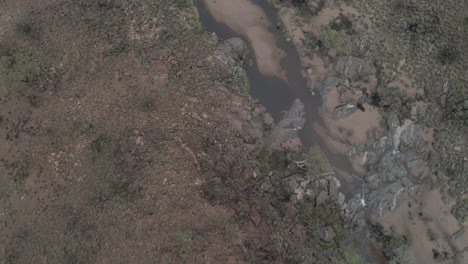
207 35 355 262
268 0 467 263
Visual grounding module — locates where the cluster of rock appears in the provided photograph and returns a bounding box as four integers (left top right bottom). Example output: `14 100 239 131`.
317 54 435 225
356 113 431 215
279 171 341 205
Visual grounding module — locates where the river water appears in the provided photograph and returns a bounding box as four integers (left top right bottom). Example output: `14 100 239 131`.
195 0 361 194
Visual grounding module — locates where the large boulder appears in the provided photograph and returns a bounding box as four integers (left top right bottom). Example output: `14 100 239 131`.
365 173 381 189
373 136 393 157
405 158 431 180
213 38 249 67
332 104 357 120
319 226 336 242
377 154 408 183
318 76 340 106
349 151 417 218
386 112 400 132
277 171 341 204
363 151 381 166
367 181 410 217
393 119 425 150
269 99 305 150
399 122 425 149
334 56 372 80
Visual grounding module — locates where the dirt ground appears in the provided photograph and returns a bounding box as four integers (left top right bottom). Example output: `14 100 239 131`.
379 189 468 264
0 0 283 263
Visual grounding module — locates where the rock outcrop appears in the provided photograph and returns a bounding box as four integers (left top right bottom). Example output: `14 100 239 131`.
212 38 249 68
332 104 358 120
347 111 433 221
269 99 306 150
334 56 372 80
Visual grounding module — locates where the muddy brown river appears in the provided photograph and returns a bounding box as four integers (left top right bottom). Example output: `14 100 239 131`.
195 0 362 194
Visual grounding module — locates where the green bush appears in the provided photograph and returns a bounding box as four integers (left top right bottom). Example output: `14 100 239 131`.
320 28 346 49
298 200 344 247
302 146 330 175
227 65 249 95
343 248 369 264
15 20 34 36
0 53 35 90
389 247 412 264
175 0 191 8
176 229 194 261
452 199 468 222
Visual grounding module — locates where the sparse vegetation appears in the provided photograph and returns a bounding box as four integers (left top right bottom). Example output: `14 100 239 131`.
15 17 36 37
343 248 370 264
438 46 460 64
298 199 345 247
385 233 412 263
452 199 468 222
5 229 31 263
427 228 438 241
226 65 249 95
0 52 35 91
301 146 331 175
176 229 194 261
13 161 29 184
0 0 256 262
389 247 413 264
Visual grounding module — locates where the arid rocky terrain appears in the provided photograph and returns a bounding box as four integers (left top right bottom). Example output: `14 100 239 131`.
0 0 466 263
